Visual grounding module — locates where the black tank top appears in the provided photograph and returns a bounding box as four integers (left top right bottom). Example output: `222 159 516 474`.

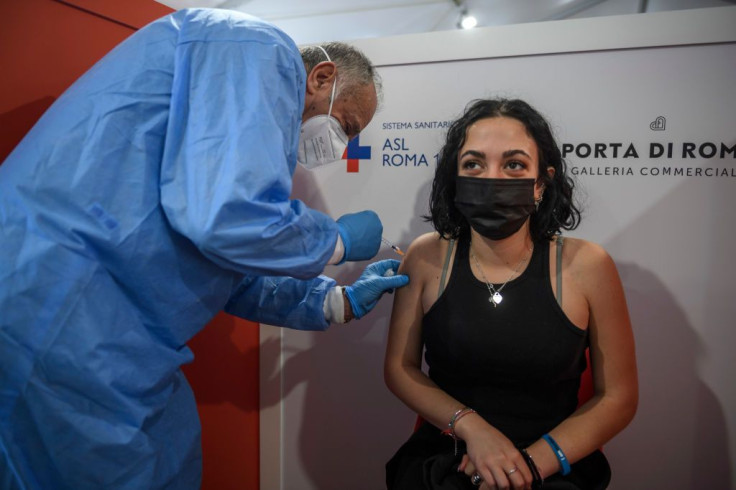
422 237 588 446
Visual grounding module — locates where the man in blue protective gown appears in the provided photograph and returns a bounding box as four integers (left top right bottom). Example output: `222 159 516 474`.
0 8 408 489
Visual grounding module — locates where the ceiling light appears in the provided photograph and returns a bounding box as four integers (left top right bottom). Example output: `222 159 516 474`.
452 0 478 30
460 13 478 29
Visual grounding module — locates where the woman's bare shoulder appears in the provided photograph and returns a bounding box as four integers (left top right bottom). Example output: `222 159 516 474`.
408 231 445 252
561 236 619 286
561 236 612 265
400 232 448 272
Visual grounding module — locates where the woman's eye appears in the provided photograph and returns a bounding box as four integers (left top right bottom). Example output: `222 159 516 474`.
505 160 526 170
462 160 481 170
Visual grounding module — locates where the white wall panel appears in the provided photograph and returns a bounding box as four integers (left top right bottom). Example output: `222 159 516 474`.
262 7 736 489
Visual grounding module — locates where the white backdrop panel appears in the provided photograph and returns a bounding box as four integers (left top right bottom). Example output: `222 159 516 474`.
261 7 736 490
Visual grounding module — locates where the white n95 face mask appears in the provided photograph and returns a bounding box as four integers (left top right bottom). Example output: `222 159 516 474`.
297 47 349 170
297 114 349 170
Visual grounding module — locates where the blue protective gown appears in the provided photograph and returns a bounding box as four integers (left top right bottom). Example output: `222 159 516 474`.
0 9 338 489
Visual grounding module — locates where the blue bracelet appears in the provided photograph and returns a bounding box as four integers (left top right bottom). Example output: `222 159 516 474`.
542 433 571 476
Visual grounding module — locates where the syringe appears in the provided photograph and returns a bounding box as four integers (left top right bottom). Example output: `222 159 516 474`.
381 237 405 256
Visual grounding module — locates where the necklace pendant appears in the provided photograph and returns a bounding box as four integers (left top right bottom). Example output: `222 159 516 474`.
491 292 503 306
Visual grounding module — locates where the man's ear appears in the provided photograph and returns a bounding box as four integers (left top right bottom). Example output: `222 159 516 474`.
305 61 336 96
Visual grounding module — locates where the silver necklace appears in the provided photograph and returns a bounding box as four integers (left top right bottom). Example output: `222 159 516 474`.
469 243 532 307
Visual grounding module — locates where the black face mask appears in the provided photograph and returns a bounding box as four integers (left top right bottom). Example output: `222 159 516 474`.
454 177 536 240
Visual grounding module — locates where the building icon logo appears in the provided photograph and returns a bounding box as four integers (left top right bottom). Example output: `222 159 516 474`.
650 116 666 131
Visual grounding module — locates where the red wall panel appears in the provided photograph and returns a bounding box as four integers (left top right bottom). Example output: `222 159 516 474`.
184 313 261 490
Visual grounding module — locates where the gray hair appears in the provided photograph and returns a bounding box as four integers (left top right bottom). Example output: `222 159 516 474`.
300 42 383 108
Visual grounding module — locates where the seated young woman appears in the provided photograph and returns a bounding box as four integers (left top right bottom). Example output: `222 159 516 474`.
384 98 638 490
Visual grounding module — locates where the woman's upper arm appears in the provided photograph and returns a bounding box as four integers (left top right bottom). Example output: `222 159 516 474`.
384 235 434 375
581 243 638 411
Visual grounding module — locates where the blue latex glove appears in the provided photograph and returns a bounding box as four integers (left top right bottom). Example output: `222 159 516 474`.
336 210 382 263
344 259 409 319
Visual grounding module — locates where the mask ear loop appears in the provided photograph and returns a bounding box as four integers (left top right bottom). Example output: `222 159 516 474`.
316 46 337 117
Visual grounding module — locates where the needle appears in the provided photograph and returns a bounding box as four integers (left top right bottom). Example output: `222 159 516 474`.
382 237 405 256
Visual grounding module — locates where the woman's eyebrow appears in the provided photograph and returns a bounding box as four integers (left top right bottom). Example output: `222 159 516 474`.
459 149 485 159
502 149 531 158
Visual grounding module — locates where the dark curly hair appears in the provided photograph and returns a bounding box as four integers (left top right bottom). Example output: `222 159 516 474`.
427 98 581 242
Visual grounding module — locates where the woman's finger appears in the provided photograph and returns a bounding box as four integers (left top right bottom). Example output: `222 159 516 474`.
459 454 471 473
504 463 529 490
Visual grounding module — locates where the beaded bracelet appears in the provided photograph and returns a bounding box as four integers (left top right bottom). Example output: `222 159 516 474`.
442 407 477 437
444 407 465 435
441 407 477 455
541 433 571 476
451 408 476 435
520 448 544 490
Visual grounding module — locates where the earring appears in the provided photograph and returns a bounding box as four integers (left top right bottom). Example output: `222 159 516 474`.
535 184 545 212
